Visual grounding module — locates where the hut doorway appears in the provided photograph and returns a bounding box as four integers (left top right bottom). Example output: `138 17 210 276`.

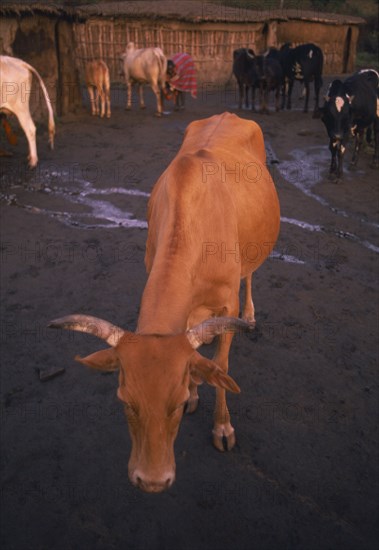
343 27 352 73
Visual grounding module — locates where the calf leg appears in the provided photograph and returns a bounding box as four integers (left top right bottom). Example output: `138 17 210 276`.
106 87 111 118
88 86 96 116
98 87 105 118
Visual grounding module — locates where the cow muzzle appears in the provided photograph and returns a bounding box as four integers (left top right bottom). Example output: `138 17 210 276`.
130 469 175 493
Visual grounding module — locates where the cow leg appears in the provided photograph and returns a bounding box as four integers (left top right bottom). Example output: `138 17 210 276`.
275 85 281 112
138 84 146 110
351 129 364 166
328 140 338 176
312 76 322 118
237 82 243 109
303 81 310 113
126 82 132 110
281 79 287 110
212 329 238 452
16 110 38 168
251 87 256 112
186 378 199 414
151 84 163 116
286 79 294 110
245 85 249 109
336 145 345 179
242 273 256 325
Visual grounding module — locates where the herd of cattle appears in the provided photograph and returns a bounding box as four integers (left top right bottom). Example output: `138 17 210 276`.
0 41 378 493
0 41 378 176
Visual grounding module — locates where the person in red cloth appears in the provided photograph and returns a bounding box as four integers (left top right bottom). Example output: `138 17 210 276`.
164 52 197 110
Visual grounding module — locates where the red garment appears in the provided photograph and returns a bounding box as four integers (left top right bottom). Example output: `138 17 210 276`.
169 53 197 98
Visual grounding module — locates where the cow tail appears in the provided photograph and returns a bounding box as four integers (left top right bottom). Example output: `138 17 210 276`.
23 63 55 150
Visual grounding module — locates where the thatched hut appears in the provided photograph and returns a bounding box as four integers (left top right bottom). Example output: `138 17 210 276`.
0 1 365 118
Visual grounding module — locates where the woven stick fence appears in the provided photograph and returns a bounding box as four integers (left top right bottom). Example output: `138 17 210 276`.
73 20 264 84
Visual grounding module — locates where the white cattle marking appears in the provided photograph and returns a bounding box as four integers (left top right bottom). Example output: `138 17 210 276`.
335 96 344 112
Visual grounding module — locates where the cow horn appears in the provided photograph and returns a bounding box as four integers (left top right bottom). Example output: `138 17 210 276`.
48 314 125 347
186 316 255 349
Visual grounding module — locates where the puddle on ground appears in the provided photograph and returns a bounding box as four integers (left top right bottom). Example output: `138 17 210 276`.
1 172 148 229
272 144 379 254
1 141 378 261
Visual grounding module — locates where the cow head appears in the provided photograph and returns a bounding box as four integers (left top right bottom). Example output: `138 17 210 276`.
49 315 250 493
320 80 353 143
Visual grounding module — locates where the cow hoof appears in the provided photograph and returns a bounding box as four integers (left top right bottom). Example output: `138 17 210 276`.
212 431 236 452
212 424 236 452
154 112 162 117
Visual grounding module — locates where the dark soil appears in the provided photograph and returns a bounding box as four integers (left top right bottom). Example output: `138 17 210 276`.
1 78 378 550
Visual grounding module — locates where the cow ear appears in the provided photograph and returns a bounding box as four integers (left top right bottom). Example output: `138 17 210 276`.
75 348 120 371
189 353 240 393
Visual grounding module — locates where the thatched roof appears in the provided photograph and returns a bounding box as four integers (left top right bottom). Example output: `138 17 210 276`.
0 1 366 25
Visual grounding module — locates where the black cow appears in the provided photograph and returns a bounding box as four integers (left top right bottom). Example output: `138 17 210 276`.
280 43 323 116
233 48 283 113
321 69 379 179
232 48 259 110
253 52 283 113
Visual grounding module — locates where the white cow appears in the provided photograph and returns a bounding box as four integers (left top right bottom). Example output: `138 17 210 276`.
120 42 167 116
0 55 55 168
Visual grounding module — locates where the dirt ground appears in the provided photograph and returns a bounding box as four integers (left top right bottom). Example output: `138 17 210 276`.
1 78 378 550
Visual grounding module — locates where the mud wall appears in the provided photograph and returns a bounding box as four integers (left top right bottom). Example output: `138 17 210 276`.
277 21 359 74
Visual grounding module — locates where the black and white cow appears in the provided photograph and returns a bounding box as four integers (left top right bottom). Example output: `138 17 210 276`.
321 69 379 179
280 43 323 115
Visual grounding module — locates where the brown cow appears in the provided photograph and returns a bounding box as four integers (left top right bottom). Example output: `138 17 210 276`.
49 112 280 493
85 60 111 118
